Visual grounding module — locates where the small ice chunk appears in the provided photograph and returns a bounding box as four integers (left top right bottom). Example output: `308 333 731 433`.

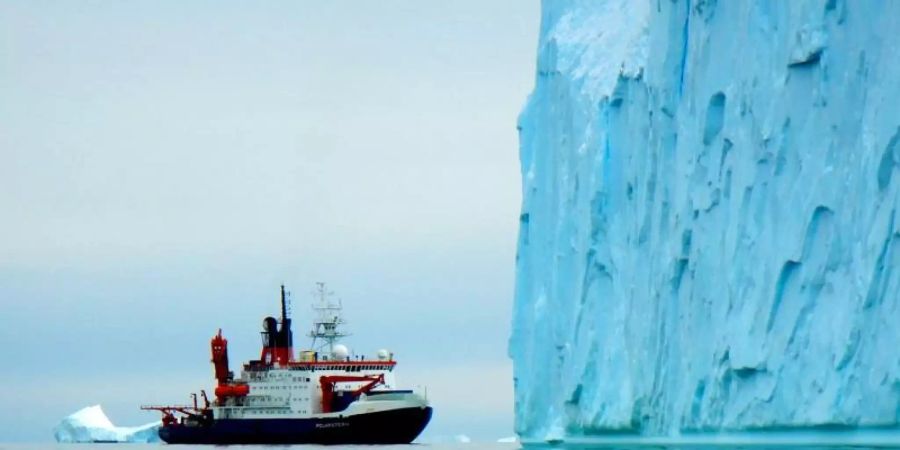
53 405 160 443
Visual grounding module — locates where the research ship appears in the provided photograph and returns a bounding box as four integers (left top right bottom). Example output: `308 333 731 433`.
142 283 432 444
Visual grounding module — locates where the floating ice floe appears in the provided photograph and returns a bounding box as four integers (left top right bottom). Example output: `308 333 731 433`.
54 405 160 443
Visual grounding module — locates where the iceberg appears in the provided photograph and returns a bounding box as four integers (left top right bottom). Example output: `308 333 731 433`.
510 0 900 442
53 405 160 443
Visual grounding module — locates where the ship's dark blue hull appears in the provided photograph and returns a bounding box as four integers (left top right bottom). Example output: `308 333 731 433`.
158 406 432 445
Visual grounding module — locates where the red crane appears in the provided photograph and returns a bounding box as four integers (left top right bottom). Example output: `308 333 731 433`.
210 329 250 399
210 329 229 384
319 374 385 413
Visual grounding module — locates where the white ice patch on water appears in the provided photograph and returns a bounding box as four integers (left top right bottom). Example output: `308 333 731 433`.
53 405 160 443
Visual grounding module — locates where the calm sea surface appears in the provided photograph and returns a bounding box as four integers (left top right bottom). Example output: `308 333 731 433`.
3 443 900 450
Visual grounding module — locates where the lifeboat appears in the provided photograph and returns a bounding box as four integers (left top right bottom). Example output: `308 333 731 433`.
214 384 249 397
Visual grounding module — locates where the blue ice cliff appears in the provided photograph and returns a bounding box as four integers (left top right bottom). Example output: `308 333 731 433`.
510 0 900 441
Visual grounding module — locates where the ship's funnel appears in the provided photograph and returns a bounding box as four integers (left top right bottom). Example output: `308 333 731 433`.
259 285 294 365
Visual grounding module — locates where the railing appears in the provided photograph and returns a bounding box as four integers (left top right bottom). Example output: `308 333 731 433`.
243 361 397 372
140 404 196 410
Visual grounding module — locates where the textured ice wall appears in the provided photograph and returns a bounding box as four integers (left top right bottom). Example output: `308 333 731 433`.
510 0 900 440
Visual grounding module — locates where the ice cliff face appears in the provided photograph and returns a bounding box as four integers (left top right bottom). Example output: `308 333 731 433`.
510 0 900 440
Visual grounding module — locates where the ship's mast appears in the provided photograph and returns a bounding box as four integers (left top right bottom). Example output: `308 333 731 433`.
308 282 349 354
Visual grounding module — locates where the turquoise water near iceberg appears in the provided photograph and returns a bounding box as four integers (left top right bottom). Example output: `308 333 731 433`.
3 440 900 450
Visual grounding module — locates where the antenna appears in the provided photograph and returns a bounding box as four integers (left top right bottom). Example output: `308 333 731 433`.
308 282 350 354
280 284 288 321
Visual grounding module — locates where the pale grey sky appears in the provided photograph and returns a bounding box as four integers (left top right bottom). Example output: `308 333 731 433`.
0 0 539 442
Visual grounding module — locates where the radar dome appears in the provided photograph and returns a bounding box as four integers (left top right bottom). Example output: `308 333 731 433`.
332 344 349 360
377 349 390 360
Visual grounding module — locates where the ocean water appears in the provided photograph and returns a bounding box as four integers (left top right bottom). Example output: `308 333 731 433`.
3 443 900 450
1 445 517 450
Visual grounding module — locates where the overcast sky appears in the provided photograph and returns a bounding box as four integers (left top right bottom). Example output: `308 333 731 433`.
0 0 539 442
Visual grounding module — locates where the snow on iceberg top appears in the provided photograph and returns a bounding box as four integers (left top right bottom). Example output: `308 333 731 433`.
54 405 160 443
537 0 650 101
